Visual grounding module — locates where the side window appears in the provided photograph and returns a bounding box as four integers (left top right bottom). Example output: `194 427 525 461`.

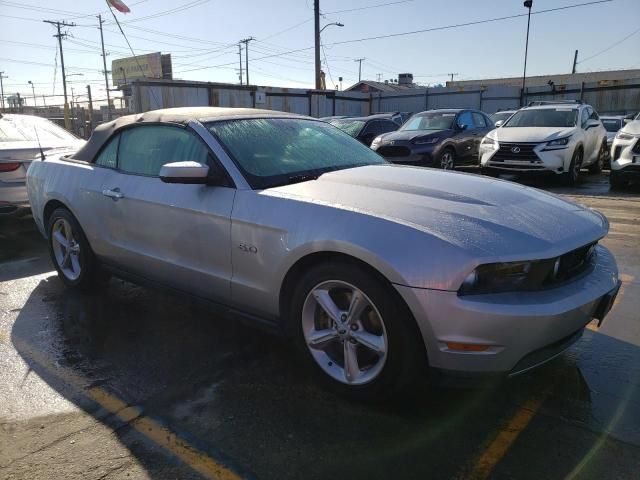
588 107 599 120
471 112 487 128
381 120 399 134
457 111 474 129
118 125 210 176
362 121 378 136
94 134 119 168
581 108 589 128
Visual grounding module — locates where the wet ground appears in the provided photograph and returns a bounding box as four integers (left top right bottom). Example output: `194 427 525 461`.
1 171 639 480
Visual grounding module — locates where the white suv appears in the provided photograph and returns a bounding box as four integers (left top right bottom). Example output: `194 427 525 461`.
609 119 640 189
480 102 608 185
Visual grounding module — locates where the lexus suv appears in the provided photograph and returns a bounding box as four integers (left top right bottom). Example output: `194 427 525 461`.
370 109 493 170
480 102 608 185
610 119 640 189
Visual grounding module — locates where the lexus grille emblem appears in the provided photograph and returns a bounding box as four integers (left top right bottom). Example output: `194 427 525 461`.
511 146 521 153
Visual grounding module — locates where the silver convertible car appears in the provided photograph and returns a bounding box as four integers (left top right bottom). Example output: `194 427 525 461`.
27 107 620 397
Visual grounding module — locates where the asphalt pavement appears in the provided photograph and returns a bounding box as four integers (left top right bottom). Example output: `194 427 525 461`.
1 171 639 480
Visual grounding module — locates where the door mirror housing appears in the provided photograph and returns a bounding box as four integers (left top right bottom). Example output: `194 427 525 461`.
457 123 468 131
159 161 210 184
585 119 600 130
494 120 504 128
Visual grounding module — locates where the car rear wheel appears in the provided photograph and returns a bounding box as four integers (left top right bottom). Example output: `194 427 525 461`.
290 262 426 399
439 148 456 170
47 208 103 291
562 148 582 186
588 141 606 174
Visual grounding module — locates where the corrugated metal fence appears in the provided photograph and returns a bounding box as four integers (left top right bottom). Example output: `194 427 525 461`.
131 78 640 117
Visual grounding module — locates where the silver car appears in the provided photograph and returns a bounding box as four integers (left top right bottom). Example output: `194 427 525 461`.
0 114 84 217
26 107 621 397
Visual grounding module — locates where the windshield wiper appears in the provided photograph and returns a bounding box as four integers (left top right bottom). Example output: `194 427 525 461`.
265 172 321 188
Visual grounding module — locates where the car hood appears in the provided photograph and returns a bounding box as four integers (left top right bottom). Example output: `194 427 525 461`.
266 164 607 263
378 129 451 143
492 127 575 143
621 120 640 135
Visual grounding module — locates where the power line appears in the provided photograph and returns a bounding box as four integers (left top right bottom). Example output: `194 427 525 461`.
577 26 640 65
324 0 415 15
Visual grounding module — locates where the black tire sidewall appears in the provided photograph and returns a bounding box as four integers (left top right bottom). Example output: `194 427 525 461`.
288 262 426 399
47 208 96 289
563 149 582 186
439 148 455 170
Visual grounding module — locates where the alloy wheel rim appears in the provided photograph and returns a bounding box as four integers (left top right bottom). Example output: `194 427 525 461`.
301 280 388 385
51 218 81 280
441 152 454 170
573 153 581 180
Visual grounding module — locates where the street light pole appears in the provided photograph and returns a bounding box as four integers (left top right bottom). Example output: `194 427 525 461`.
521 0 533 106
28 80 36 107
0 72 8 112
314 0 321 90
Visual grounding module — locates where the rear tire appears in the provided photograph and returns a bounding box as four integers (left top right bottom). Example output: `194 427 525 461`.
561 148 582 186
289 262 427 400
47 208 104 291
588 141 606 174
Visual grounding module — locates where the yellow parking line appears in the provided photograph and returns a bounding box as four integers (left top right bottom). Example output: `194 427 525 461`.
459 396 543 480
13 337 243 480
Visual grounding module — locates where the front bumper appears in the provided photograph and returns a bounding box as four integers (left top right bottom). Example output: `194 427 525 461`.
480 142 572 174
610 136 640 173
395 245 619 376
373 141 442 166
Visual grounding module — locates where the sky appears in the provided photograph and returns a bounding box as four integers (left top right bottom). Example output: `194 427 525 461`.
1 0 639 108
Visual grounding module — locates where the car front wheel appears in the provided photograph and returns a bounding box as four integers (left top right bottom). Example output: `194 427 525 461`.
439 148 456 170
290 262 426 399
562 148 582 186
588 141 606 174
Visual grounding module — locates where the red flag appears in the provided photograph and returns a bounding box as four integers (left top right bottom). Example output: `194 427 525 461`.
107 0 131 13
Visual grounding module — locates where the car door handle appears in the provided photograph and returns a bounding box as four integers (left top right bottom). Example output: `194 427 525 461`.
102 188 124 200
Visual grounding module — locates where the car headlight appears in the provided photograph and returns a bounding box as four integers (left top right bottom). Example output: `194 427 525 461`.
546 136 570 147
412 136 439 145
370 136 382 148
616 131 635 140
459 261 533 295
481 136 495 145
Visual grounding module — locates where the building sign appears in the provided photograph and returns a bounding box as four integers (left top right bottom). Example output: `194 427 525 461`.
112 52 163 86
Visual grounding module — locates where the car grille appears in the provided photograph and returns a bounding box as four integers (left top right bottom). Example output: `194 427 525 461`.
488 163 546 170
491 142 540 162
376 145 411 158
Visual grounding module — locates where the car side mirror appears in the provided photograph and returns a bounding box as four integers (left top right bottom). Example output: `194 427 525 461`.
160 161 210 184
494 120 504 128
585 119 600 130
457 123 468 131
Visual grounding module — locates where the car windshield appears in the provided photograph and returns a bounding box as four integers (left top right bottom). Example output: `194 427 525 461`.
400 112 456 131
330 119 365 137
601 119 621 132
206 118 386 189
504 108 578 128
489 112 514 124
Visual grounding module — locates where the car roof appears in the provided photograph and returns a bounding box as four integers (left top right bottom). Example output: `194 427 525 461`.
73 107 309 162
332 114 397 122
522 104 581 111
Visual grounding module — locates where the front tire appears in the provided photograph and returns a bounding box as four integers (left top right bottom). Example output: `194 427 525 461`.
588 141 606 174
561 148 582 186
289 262 426 399
47 208 101 291
438 148 456 170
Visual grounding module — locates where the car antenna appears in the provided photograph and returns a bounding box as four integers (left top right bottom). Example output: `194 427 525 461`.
33 125 45 161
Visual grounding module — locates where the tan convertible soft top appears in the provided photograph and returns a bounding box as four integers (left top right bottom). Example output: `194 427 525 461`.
72 106 306 162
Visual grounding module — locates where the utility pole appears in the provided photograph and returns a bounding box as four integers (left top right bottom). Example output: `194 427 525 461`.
238 43 243 85
98 15 111 121
240 37 254 85
28 80 36 107
521 0 533 106
376 73 383 82
0 72 7 112
314 0 321 90
42 95 47 108
354 58 365 82
572 49 578 74
44 20 75 130
87 85 93 134
448 73 459 83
